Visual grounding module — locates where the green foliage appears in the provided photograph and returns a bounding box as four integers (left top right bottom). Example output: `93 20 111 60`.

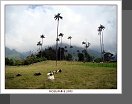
41 47 56 60
58 47 65 60
85 52 92 62
94 58 102 63
5 57 15 66
78 53 84 61
14 60 23 66
5 54 47 66
5 57 10 65
65 53 72 61
78 50 93 62
104 52 113 62
23 55 47 65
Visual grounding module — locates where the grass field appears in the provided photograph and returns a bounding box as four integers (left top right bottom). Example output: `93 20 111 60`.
5 61 117 89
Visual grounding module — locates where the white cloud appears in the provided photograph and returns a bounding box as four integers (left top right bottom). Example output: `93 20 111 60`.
5 5 117 53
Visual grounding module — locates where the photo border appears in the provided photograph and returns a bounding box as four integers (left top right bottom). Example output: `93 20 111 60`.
0 0 122 94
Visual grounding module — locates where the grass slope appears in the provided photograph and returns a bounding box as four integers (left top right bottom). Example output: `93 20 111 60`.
5 61 117 89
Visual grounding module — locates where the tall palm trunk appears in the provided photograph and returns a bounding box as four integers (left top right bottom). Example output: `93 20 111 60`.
38 45 40 51
69 39 72 61
70 39 71 47
42 38 43 46
41 38 43 52
56 19 59 66
60 36 62 60
41 44 42 58
99 31 102 61
101 31 104 62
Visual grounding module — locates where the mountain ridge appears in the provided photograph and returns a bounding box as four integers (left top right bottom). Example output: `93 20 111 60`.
5 44 100 59
5 47 30 59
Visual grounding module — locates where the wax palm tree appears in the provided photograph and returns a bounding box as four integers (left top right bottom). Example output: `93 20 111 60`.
100 24 105 30
99 24 105 53
68 36 73 60
54 13 63 66
40 34 45 51
98 24 105 62
40 34 45 44
82 41 86 45
59 33 64 60
98 26 102 60
37 41 41 50
86 42 90 51
82 41 90 62
59 33 64 44
37 41 42 57
68 36 72 48
64 46 67 59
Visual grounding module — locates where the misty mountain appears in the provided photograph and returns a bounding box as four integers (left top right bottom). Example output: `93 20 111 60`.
6 43 100 60
50 43 100 58
5 47 30 59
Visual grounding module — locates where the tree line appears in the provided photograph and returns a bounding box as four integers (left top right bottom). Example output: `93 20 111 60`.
5 45 115 66
5 46 94 66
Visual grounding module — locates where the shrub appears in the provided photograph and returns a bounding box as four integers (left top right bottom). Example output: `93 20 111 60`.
94 58 102 63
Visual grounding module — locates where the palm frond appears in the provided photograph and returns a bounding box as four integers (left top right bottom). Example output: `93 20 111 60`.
59 33 64 37
54 13 63 21
56 38 60 41
82 41 86 44
59 16 63 19
37 41 41 46
40 34 45 38
68 36 72 39
98 27 102 32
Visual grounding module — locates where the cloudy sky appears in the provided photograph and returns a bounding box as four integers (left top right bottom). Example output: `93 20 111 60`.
5 5 117 53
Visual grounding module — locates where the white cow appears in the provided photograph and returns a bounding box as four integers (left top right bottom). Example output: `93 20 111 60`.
47 72 55 80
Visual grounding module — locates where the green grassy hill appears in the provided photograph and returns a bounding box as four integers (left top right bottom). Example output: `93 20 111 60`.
5 61 117 89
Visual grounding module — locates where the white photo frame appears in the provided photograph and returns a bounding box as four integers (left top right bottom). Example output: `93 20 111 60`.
1 0 122 94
